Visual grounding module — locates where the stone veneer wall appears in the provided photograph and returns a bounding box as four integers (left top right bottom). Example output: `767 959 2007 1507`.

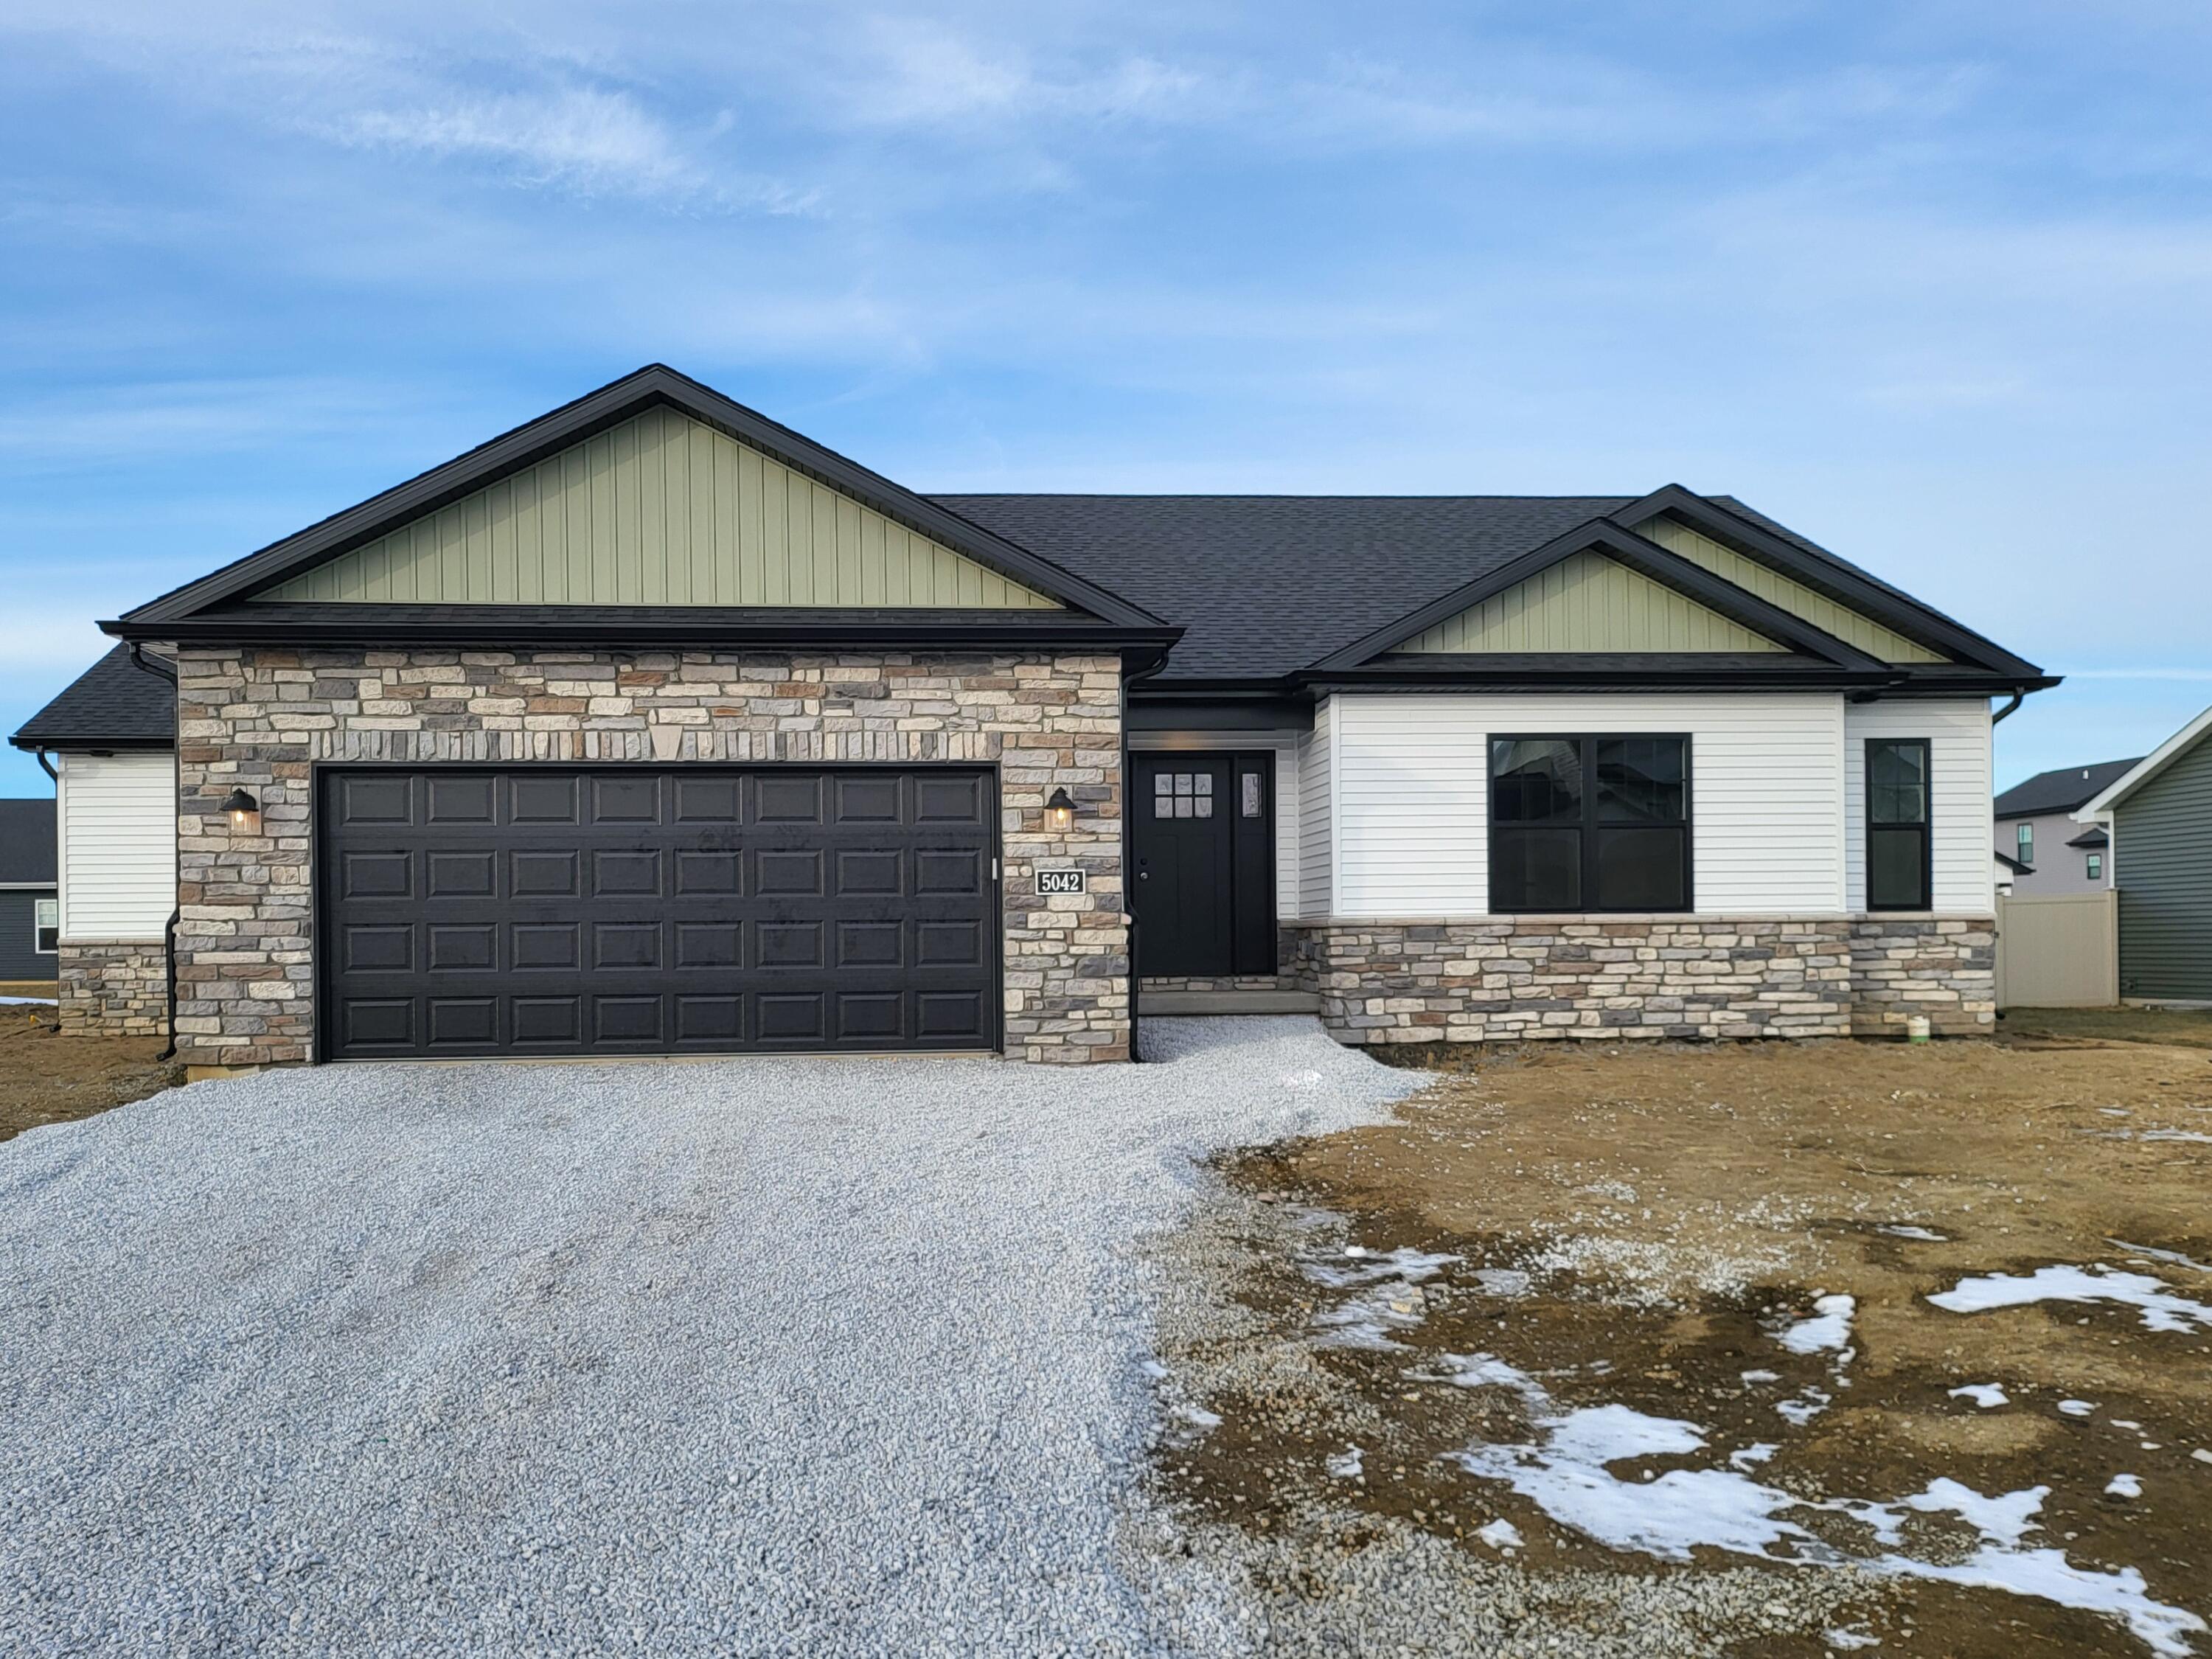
1848 919 1996 1036
174 648 1125 1067
58 939 168 1036
1287 916 1997 1044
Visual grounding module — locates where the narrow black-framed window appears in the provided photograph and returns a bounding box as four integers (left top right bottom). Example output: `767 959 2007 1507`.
1866 738 1931 911
33 897 58 954
1489 735 1691 913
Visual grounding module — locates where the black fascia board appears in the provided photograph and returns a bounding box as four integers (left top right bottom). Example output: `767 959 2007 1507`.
6 731 173 753
1307 518 1889 675
120 365 1168 633
102 602 1181 660
1307 657 1899 692
1611 485 2045 679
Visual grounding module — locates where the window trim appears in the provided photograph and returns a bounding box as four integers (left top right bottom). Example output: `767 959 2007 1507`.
2086 852 2102 883
1486 732 1696 914
32 895 58 955
1865 737 1933 912
2015 820 2034 865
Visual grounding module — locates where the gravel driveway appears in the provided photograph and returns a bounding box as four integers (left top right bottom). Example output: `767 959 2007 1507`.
0 1018 1415 1657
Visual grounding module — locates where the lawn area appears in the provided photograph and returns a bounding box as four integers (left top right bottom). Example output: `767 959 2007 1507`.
0 1002 181 1141
1152 1029 2212 1658
2002 1004 2212 1049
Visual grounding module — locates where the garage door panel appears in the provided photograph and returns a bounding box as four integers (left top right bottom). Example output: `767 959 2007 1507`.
319 765 998 1059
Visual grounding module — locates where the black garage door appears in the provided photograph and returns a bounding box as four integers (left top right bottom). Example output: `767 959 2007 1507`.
317 765 998 1060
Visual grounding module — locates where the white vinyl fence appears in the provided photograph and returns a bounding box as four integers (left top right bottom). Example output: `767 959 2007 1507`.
1994 889 2119 1009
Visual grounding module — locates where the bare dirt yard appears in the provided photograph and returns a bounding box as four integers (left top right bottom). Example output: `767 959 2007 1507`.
0 1002 181 1142
1148 1015 2212 1658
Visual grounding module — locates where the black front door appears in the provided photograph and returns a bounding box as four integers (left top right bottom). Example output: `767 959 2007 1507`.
1133 752 1275 978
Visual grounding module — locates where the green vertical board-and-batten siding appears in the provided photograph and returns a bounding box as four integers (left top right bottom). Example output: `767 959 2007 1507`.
2115 731 2212 1000
1635 516 1947 664
1388 549 1786 653
255 407 1060 610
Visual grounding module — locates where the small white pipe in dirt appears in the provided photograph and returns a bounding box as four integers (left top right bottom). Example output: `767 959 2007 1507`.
1905 1015 1932 1043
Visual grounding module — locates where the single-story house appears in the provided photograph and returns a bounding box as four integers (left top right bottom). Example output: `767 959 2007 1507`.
1992 757 2137 894
0 798 60 984
2076 705 2212 1004
10 366 2055 1071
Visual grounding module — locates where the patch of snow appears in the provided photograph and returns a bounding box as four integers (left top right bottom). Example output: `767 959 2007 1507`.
1325 1447 1363 1480
1475 1517 1523 1551
2101 1107 2134 1117
1172 1402 1222 1430
2059 1400 2098 1417
2106 1239 2212 1275
2107 1474 2143 1498
1730 1443 1778 1471
1445 1372 2206 1658
1302 1245 1460 1289
1927 1265 2212 1335
1740 1369 1781 1385
2110 1419 2143 1432
1777 1390 1832 1427
1879 1224 1947 1241
1826 1624 1882 1649
2192 1450 2212 1466
0 995 55 1004
1472 1267 1531 1297
1948 1384 2009 1409
2138 1130 2212 1144
1778 1295 1857 1354
1422 1352 1548 1401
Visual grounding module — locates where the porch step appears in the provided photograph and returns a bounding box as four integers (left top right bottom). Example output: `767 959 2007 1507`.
1141 988 1321 1016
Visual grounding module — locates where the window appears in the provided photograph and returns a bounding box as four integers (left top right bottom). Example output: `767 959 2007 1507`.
1489 735 1690 912
1152 771 1212 818
2087 852 2102 882
1867 739 1931 910
33 897 58 954
2015 821 2034 866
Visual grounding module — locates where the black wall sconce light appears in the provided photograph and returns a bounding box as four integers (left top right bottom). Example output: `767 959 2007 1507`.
222 787 261 832
1045 787 1076 832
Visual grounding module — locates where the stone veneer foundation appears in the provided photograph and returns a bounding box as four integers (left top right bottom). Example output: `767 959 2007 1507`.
174 648 1126 1068
58 939 169 1036
1284 915 1994 1044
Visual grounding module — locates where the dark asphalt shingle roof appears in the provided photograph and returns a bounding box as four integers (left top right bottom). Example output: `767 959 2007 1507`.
0 799 56 885
10 645 176 750
1993 758 2143 819
931 494 1640 681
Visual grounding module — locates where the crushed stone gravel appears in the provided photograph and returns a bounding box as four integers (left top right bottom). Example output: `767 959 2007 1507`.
0 1018 1414 1657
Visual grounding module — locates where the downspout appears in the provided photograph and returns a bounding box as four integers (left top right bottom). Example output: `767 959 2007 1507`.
33 748 57 782
128 645 184 1062
1991 689 2025 725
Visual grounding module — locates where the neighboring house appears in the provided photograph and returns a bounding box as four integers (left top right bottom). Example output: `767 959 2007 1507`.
2077 706 2212 1004
10 645 178 1030
0 798 60 983
8 366 2054 1070
1992 757 2138 894
1993 849 2031 896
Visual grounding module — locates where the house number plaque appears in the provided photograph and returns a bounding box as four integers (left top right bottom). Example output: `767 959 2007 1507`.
1036 869 1087 895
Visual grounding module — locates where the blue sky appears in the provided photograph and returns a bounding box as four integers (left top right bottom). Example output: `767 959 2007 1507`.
3 1 2208 796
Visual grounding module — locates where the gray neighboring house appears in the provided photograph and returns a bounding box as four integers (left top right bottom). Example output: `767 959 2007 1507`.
0 798 59 982
1992 757 2138 894
2077 706 2212 1003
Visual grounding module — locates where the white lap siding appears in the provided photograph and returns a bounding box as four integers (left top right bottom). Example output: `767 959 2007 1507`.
58 752 177 941
1843 699 1994 913
1298 699 1334 917
1329 693 1847 917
